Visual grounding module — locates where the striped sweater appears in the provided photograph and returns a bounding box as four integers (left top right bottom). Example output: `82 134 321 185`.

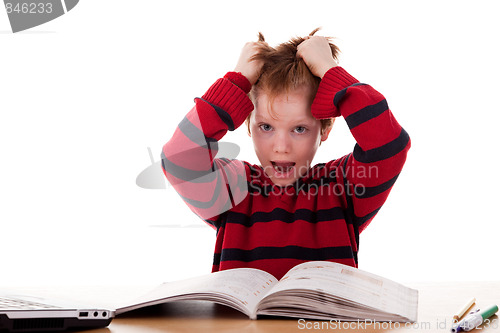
161 66 410 280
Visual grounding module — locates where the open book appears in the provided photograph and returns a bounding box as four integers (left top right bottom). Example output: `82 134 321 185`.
115 261 418 322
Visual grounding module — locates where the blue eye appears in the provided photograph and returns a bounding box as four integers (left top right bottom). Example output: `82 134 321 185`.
294 126 307 134
259 124 273 132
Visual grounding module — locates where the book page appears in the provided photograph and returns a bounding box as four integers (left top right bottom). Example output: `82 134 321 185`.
259 261 418 322
115 268 277 318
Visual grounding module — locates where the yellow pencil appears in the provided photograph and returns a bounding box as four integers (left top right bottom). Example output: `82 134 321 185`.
453 297 476 322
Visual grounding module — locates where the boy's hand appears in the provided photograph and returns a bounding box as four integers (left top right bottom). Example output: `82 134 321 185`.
297 36 338 78
234 41 266 86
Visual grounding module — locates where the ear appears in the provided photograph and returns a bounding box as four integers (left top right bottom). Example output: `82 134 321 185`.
320 119 335 142
245 115 252 137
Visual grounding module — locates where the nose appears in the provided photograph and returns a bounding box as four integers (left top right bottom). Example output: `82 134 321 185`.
273 131 291 154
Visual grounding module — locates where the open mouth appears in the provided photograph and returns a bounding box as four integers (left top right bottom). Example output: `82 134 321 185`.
271 161 296 176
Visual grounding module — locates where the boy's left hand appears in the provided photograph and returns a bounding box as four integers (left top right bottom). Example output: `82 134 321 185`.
297 36 338 79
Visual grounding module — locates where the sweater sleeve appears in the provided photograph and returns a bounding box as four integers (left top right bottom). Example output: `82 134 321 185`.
311 66 411 233
161 72 254 228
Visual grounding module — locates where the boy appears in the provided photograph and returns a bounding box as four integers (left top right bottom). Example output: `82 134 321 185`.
161 30 410 280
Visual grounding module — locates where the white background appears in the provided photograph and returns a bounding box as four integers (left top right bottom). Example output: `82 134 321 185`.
0 0 499 287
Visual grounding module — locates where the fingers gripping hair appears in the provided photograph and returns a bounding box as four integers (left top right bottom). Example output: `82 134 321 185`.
246 28 337 135
250 28 339 95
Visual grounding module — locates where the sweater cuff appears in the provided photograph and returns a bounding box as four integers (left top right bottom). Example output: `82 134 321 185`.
224 72 252 94
201 75 254 129
311 66 359 119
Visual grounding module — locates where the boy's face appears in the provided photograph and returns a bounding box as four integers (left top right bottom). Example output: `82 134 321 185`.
249 86 331 187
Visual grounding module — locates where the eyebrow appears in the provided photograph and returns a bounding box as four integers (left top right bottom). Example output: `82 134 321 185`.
254 115 316 124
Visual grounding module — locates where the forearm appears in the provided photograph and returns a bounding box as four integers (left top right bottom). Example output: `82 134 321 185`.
195 71 254 140
313 67 411 230
163 72 253 168
312 66 410 167
161 73 253 222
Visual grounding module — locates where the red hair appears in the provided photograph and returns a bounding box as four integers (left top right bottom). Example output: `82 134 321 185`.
246 28 339 134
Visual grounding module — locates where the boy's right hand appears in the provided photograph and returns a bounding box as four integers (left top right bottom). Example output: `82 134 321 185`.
234 42 266 86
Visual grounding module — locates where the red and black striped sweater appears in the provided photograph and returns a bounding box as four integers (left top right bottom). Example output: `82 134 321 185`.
161 67 410 280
